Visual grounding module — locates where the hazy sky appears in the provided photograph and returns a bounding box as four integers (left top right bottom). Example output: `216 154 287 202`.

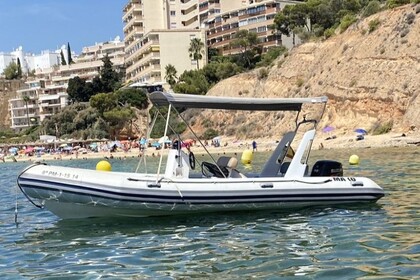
0 0 127 54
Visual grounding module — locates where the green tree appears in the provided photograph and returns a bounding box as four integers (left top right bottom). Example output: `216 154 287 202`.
40 103 109 139
67 42 74 64
73 107 99 131
173 70 209 95
387 0 410 8
208 47 220 62
100 55 121 92
22 95 31 127
60 49 67 65
230 30 260 69
3 62 20 80
188 38 205 70
275 4 310 36
339 13 357 32
67 76 94 103
16 58 22 78
362 0 381 17
91 76 103 93
202 61 242 85
89 93 118 116
164 64 178 89
257 46 287 67
115 88 149 109
103 107 135 139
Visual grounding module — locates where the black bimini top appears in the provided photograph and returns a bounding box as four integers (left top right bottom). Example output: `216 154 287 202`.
149 91 328 111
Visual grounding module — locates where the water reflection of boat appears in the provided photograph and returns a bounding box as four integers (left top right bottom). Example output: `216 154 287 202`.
17 92 384 219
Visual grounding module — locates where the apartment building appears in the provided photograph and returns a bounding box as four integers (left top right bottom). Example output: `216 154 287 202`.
41 37 125 86
0 47 62 76
206 0 302 56
126 28 206 84
9 80 68 131
124 0 209 85
8 38 125 131
123 0 302 86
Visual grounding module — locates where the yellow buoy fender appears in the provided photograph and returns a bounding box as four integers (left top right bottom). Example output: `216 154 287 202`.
349 154 360 165
241 149 253 165
96 160 112 171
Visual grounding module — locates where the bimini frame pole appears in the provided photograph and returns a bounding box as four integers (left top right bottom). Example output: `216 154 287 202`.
135 112 159 173
156 104 172 183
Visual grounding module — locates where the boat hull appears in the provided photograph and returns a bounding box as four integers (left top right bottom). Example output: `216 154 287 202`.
18 164 384 219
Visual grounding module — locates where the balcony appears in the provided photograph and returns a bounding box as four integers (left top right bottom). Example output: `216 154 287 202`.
123 3 142 22
126 26 144 40
124 15 144 33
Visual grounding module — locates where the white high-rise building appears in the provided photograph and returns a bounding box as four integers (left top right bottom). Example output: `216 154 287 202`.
0 46 65 76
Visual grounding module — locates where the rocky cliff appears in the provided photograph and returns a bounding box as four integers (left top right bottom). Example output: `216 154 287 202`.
191 4 420 139
0 79 24 128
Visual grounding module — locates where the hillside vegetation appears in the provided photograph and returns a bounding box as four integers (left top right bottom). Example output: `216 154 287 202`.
188 4 420 139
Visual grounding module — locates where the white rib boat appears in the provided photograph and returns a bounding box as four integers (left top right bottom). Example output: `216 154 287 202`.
17 92 384 219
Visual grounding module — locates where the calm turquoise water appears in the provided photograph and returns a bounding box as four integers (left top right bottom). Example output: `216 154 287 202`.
1 147 419 279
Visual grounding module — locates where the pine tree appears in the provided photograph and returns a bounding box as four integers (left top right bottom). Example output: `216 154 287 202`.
67 42 74 64
100 55 121 93
16 58 22 78
60 50 67 65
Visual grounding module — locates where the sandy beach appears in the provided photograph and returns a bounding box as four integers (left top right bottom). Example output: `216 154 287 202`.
2 131 419 164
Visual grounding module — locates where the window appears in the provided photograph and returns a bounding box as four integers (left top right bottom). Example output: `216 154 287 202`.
248 17 257 25
170 10 176 16
257 26 267 33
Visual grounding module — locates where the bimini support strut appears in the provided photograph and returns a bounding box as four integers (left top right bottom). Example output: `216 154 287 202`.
156 104 172 183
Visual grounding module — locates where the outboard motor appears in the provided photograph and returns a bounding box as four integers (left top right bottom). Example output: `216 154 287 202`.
311 160 343 177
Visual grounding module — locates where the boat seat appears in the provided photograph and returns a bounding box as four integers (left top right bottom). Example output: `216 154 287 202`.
201 156 246 178
279 162 290 176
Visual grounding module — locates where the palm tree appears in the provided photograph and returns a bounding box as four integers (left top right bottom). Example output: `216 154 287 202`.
164 64 177 89
22 95 31 127
188 38 205 70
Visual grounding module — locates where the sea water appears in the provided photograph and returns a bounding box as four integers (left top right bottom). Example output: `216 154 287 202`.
0 147 419 279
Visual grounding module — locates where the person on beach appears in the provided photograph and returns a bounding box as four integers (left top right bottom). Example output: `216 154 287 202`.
252 140 257 152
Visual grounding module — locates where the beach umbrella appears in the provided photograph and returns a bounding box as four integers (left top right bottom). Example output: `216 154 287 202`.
182 139 194 148
158 136 171 144
151 142 161 148
322 126 334 133
183 139 194 145
354 128 367 135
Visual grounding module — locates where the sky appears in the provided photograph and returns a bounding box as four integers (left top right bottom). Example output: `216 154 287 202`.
0 0 128 54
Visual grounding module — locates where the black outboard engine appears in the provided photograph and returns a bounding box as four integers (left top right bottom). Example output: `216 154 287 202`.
311 160 343 177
